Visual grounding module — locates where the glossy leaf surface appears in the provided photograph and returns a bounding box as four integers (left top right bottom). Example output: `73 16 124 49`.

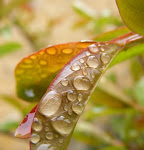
29 42 122 150
15 42 95 102
116 0 144 35
14 32 144 150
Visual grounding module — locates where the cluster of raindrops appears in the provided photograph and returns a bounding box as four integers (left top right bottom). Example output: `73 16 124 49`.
30 42 120 150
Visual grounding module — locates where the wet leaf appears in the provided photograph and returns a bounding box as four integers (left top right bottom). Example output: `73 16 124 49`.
116 0 144 35
15 33 144 150
0 42 22 57
15 42 96 102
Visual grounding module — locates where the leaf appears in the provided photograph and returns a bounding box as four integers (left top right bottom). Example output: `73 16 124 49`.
116 0 144 35
72 1 95 19
110 42 144 67
15 42 96 102
15 32 144 103
133 78 144 106
0 121 19 132
94 26 130 41
15 42 122 150
0 42 22 57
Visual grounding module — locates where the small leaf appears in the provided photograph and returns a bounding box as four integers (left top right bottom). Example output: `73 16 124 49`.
133 78 144 106
0 42 22 57
116 0 144 35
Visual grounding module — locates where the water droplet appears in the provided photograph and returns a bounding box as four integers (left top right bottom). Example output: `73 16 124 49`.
71 63 80 71
101 53 110 64
87 56 99 68
31 133 40 144
80 59 84 63
61 79 68 86
46 132 53 140
30 55 37 60
72 102 84 115
45 127 49 132
59 138 63 143
67 91 77 102
37 144 51 150
51 116 74 135
91 71 95 78
39 60 47 66
62 48 73 54
46 48 57 55
39 91 62 117
82 68 88 76
89 44 99 53
78 94 83 101
73 76 90 91
86 52 90 56
32 118 43 132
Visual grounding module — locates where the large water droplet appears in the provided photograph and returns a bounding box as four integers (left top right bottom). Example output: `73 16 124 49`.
46 132 53 140
67 91 77 102
51 116 74 135
73 76 90 91
31 133 40 144
89 44 99 53
87 56 99 68
39 91 62 117
61 79 68 86
101 53 110 64
72 102 84 115
71 63 80 71
32 118 43 132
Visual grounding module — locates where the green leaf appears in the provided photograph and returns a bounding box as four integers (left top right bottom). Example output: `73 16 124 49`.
0 42 22 57
110 43 144 67
94 26 130 41
133 78 144 106
116 0 144 35
0 121 19 132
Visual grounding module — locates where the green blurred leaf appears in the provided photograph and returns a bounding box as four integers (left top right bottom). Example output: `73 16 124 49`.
94 26 130 41
133 78 144 106
72 1 95 19
110 43 144 67
0 121 19 132
0 42 22 57
116 0 144 35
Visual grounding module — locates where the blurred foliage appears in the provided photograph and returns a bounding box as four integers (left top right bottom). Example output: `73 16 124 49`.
116 0 144 36
0 1 144 150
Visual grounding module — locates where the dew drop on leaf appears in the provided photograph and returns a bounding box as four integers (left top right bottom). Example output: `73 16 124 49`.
31 133 40 144
39 91 62 117
87 56 99 68
72 102 84 115
32 118 43 132
51 116 74 135
67 91 77 102
73 76 90 91
101 53 111 64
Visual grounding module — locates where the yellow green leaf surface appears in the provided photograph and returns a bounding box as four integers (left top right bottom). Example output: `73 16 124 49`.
116 0 144 35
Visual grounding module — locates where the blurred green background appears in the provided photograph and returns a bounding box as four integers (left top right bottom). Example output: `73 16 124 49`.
0 0 144 150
